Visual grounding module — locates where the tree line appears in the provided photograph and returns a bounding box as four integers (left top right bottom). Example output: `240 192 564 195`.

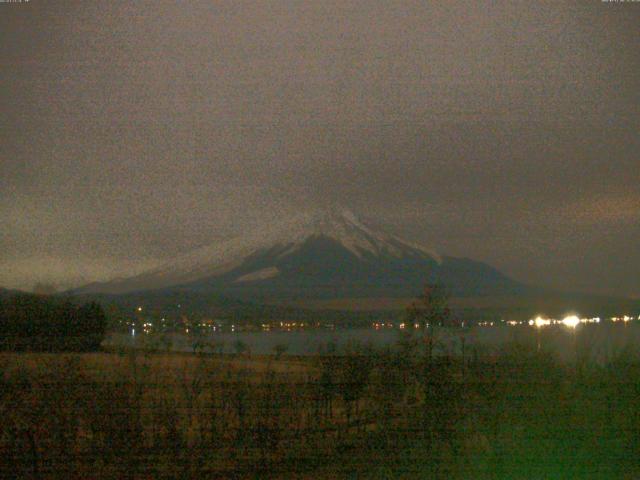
0 293 107 351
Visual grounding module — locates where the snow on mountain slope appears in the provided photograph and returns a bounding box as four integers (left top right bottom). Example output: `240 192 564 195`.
269 209 440 261
234 267 280 283
79 209 440 294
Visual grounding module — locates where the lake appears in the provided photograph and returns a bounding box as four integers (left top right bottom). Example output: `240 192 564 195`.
105 321 640 363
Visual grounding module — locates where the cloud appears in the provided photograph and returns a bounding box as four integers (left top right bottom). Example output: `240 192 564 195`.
0 1 639 297
559 195 640 226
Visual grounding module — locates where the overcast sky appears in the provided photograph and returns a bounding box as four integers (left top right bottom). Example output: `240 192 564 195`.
1 1 639 297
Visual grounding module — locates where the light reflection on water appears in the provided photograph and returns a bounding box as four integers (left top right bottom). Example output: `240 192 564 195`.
105 322 640 363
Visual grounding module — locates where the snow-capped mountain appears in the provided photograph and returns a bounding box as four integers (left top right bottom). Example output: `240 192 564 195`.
77 209 526 299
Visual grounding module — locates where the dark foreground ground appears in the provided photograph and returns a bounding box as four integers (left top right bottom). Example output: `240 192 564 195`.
1 334 639 479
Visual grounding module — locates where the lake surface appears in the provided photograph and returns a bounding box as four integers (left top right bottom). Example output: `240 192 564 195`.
105 322 640 363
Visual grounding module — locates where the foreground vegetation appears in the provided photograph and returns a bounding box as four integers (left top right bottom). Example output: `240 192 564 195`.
1 334 638 479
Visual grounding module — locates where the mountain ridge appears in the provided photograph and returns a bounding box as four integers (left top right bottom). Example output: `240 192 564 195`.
75 209 527 299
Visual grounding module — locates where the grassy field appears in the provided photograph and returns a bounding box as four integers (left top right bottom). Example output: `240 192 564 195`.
1 338 639 479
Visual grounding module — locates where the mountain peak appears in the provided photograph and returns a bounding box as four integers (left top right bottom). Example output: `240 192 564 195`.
296 208 442 263
293 208 376 241
306 207 361 225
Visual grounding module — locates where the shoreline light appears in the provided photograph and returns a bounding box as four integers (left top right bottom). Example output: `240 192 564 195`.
562 315 580 329
534 316 551 328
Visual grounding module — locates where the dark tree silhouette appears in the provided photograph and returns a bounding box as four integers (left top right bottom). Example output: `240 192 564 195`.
0 294 108 351
405 283 452 362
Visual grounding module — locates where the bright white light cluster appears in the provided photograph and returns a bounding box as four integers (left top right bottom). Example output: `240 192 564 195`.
471 314 637 329
528 316 552 327
561 315 580 329
525 315 601 328
611 316 636 323
527 315 606 327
